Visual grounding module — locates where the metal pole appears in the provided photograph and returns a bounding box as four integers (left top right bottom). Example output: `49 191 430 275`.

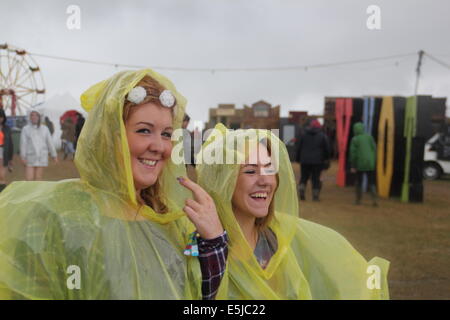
414 50 424 96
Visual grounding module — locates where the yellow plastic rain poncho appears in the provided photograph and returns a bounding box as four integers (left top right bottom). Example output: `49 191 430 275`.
196 124 389 300
0 69 202 299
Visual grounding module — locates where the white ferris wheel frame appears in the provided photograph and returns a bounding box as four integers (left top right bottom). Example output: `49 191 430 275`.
0 43 46 116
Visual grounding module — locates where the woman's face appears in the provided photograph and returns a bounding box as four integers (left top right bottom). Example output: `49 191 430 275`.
125 102 173 192
30 112 40 125
232 144 278 220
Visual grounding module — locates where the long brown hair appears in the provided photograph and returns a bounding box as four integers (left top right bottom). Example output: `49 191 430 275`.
123 75 176 214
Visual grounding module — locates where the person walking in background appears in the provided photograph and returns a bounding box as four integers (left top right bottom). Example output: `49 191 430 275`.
349 122 378 207
295 118 330 201
74 112 85 150
44 116 55 136
20 110 58 181
0 109 14 192
61 117 76 160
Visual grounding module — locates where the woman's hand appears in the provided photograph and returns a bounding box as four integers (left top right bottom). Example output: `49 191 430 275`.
177 176 224 240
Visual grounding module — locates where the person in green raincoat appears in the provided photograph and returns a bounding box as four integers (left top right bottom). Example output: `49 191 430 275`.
196 124 389 299
349 122 378 206
0 69 225 299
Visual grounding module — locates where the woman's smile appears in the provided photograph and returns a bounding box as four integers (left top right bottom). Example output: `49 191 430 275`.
138 158 159 168
125 102 173 192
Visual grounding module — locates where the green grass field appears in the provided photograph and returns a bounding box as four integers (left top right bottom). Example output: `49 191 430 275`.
5 153 450 299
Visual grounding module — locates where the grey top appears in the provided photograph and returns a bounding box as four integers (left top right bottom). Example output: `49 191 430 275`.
254 228 278 269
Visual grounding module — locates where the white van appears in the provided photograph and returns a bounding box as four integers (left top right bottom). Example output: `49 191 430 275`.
423 133 450 180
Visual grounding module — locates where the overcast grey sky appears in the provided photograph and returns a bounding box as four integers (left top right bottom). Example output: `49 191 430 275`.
2 0 450 126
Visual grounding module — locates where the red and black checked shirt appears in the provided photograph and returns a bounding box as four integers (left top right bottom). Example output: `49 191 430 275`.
197 231 228 300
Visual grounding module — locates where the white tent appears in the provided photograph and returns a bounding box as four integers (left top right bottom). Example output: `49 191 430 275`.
34 92 86 149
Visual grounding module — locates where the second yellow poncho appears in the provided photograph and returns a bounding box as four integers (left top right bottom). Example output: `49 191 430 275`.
196 124 389 299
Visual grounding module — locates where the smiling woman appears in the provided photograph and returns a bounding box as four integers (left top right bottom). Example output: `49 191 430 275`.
0 69 226 300
232 140 278 252
123 76 175 213
197 123 390 300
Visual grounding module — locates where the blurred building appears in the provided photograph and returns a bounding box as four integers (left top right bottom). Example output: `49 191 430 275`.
207 100 280 130
207 103 242 130
207 103 313 160
288 111 309 126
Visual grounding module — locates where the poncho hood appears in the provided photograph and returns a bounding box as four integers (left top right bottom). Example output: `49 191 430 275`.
353 122 365 136
76 69 190 223
197 124 390 300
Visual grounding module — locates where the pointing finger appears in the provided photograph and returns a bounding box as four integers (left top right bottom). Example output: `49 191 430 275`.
177 177 208 203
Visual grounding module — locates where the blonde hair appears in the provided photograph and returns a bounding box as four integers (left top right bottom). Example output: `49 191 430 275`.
123 75 176 214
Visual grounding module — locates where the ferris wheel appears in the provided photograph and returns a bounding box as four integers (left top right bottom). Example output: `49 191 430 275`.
0 43 45 116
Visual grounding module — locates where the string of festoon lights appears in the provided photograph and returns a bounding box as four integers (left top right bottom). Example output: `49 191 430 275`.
27 51 450 73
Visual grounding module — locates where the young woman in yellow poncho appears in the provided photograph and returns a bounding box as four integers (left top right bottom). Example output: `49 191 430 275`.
196 124 390 299
0 69 225 299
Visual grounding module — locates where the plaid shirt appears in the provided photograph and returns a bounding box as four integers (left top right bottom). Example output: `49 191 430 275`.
197 231 228 300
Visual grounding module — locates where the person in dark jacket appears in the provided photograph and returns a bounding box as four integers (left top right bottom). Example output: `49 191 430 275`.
74 112 85 150
349 122 378 206
44 116 55 136
0 109 14 192
295 118 330 201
